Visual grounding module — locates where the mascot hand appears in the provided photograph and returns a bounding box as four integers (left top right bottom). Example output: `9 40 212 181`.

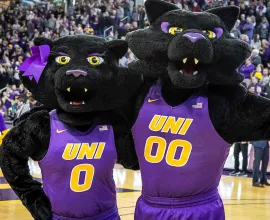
13 105 51 126
24 191 52 220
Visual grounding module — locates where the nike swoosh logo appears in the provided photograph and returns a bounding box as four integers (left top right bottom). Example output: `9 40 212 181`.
148 98 158 103
56 129 67 134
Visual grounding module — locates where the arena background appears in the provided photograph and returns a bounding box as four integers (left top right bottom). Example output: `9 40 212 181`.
225 144 270 172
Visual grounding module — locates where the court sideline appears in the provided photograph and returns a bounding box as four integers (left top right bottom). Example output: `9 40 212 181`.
0 165 270 220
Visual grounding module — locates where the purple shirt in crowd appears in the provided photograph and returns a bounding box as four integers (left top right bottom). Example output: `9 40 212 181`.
239 63 255 78
242 23 254 44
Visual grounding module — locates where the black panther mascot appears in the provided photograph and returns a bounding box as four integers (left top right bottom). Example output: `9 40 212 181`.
114 0 270 219
0 35 141 220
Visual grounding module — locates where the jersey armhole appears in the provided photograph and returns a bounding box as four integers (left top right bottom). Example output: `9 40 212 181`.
205 98 230 146
131 81 158 130
37 111 55 163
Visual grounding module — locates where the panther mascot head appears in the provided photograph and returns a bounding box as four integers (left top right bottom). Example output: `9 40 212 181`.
127 0 251 88
19 35 141 125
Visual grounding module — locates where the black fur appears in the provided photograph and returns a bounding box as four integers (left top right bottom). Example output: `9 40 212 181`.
125 0 270 145
0 36 142 220
22 36 141 118
0 110 51 220
127 0 251 86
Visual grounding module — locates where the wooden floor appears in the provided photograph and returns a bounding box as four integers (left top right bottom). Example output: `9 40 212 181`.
0 165 270 220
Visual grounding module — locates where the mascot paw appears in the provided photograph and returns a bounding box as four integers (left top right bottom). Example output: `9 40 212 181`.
13 105 50 126
34 196 52 220
25 192 52 220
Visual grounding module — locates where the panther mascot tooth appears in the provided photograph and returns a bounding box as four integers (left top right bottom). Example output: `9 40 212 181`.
119 0 270 219
0 35 141 220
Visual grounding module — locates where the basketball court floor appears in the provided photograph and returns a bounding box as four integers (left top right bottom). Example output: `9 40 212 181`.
0 164 270 220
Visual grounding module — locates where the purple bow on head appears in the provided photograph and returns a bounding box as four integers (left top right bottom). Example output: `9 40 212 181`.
18 45 50 83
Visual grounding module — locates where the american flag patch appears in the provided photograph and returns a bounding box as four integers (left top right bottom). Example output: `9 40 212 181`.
192 102 203 108
99 125 108 131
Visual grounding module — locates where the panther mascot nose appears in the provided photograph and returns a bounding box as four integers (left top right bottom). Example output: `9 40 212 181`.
66 70 88 77
183 33 205 43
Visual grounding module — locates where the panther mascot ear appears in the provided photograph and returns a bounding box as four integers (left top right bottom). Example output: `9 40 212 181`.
33 37 54 48
206 6 240 32
19 37 58 109
144 0 179 24
106 40 128 59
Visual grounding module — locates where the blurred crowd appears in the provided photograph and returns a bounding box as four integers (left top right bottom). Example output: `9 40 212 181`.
0 0 146 120
0 83 40 120
2 0 270 122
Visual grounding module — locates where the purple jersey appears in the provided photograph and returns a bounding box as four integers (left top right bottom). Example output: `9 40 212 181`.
132 82 229 198
39 110 118 218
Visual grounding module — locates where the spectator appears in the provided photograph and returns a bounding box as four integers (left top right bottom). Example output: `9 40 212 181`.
123 0 132 22
131 21 138 31
242 17 254 44
248 85 256 93
27 19 35 39
115 5 124 20
256 2 267 14
2 91 13 110
230 142 249 177
251 34 261 50
251 49 262 66
0 100 7 116
12 20 20 31
15 97 30 118
60 25 69 37
262 68 270 85
192 2 200 12
259 23 269 40
260 40 270 66
81 12 89 28
266 2 270 21
249 75 264 95
252 141 270 187
48 14 56 30
240 58 255 87
138 5 146 28
231 20 241 39
240 34 249 44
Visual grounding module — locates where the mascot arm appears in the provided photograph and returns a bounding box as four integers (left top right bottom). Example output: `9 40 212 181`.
0 110 52 220
209 84 270 143
227 93 270 142
109 111 140 170
113 78 155 170
120 77 155 126
13 105 52 126
115 130 139 170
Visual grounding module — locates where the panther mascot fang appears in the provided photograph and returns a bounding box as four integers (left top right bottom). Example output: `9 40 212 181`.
0 35 141 220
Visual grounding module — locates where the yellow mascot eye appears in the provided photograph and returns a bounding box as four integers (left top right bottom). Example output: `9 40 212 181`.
55 56 71 65
202 30 216 39
87 56 104 66
169 27 183 35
